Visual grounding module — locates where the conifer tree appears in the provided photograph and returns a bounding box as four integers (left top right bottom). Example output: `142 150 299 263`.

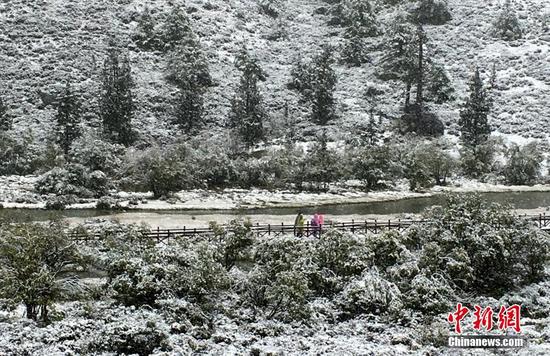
55 83 81 155
99 45 135 146
425 64 455 104
493 0 522 41
409 0 452 25
160 5 193 51
340 0 378 66
459 68 491 149
380 13 418 107
311 47 338 126
134 6 159 51
0 96 9 132
230 50 267 147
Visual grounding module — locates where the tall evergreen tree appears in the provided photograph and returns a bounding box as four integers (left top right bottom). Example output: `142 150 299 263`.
311 47 338 126
340 0 378 66
99 45 135 146
380 13 419 107
0 96 9 132
459 68 491 149
160 5 193 51
230 50 267 147
55 83 81 155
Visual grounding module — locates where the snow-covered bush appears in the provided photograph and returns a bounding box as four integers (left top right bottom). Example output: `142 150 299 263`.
86 306 170 355
500 281 550 319
69 135 124 176
310 230 372 294
0 132 43 175
258 0 284 18
108 257 168 307
493 0 522 41
418 195 550 295
338 268 403 318
367 230 409 270
502 142 543 185
36 163 111 198
212 220 256 270
0 222 85 322
402 273 455 315
351 145 403 191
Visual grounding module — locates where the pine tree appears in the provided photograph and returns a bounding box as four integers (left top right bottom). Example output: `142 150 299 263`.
459 68 491 149
493 0 522 41
99 45 135 146
409 0 452 25
340 0 378 66
230 50 267 147
0 96 9 132
342 23 370 66
342 0 379 37
134 6 159 51
311 47 338 126
426 64 455 104
174 84 204 134
55 83 81 155
380 13 418 107
160 5 193 51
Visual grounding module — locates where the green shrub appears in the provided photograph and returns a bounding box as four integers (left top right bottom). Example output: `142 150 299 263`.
503 143 542 185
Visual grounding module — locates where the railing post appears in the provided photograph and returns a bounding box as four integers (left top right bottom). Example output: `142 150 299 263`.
388 219 390 229
351 219 355 233
306 221 309 237
157 227 160 242
374 219 378 234
268 224 271 236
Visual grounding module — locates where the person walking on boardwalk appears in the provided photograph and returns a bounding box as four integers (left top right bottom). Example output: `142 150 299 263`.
311 213 320 237
294 212 305 237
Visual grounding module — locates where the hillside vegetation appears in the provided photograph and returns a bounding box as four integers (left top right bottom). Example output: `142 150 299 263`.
0 0 548 142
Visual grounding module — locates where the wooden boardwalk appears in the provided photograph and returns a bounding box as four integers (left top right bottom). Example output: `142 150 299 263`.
70 213 550 243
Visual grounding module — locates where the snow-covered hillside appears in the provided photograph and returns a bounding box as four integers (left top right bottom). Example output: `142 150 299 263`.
0 0 548 144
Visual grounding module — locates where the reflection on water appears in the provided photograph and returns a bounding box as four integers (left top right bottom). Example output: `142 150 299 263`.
1 191 550 223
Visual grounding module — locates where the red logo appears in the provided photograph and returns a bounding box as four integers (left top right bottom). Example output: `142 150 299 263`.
448 304 522 334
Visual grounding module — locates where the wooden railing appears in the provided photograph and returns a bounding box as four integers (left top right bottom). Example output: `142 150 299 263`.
70 213 550 243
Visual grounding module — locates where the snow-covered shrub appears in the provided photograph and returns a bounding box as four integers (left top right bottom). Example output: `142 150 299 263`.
258 0 284 18
338 268 403 318
0 222 85 322
408 0 452 25
211 219 256 269
86 306 170 355
36 163 111 198
108 257 168 307
367 230 409 270
95 195 123 210
500 281 550 319
459 138 502 179
122 145 201 197
418 195 550 295
310 230 372 294
502 142 542 185
69 135 124 176
44 194 76 210
493 0 522 41
0 132 43 175
351 145 403 191
402 273 455 315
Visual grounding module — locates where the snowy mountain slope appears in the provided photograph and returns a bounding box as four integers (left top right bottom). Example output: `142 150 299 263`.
0 0 548 144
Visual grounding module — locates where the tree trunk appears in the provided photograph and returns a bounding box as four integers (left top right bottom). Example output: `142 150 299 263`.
416 25 424 107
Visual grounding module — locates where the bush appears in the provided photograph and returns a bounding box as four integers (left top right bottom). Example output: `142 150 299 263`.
338 268 403 318
36 163 111 198
0 132 43 175
402 273 455 315
493 0 522 41
0 222 85 321
351 145 402 191
417 195 550 295
503 143 542 185
69 135 124 176
88 307 170 355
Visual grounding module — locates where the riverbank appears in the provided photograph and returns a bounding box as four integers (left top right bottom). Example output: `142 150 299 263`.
2 175 550 211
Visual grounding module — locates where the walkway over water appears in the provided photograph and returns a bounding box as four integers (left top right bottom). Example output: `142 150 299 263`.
71 213 550 243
